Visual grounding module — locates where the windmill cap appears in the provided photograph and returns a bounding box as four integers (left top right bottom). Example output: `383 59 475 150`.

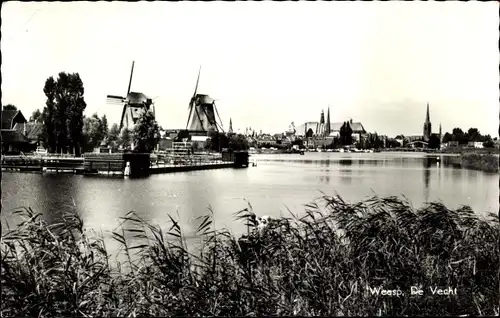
126 92 150 104
195 94 215 104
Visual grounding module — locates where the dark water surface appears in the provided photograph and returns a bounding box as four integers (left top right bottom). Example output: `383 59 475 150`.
2 152 498 245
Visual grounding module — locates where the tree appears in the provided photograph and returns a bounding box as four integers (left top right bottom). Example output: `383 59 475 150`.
119 127 132 149
101 114 109 140
305 128 314 139
451 128 466 144
132 110 161 153
3 104 17 111
108 123 120 146
30 109 42 122
175 129 191 142
428 134 441 149
442 132 453 143
482 140 494 148
365 133 384 149
467 128 481 142
386 138 401 148
292 138 304 149
339 121 353 146
481 134 492 143
205 130 230 152
228 134 249 151
191 141 200 153
42 72 86 155
82 113 107 152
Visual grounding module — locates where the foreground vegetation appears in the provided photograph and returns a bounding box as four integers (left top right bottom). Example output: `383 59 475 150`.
1 195 499 316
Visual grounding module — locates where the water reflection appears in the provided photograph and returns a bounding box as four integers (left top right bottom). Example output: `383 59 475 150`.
2 153 498 245
422 158 431 202
318 175 331 183
339 159 353 166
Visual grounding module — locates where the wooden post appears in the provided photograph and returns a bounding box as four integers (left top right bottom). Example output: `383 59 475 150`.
108 161 111 174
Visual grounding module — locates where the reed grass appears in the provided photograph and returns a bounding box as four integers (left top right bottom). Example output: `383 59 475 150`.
460 153 499 173
1 194 499 317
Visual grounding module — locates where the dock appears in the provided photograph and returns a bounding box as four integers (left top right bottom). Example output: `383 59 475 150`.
2 157 85 174
2 150 250 177
150 162 235 174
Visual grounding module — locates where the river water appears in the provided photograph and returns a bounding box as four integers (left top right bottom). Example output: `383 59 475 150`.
2 152 498 252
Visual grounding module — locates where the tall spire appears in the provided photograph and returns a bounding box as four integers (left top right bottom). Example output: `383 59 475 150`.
228 118 233 134
326 106 331 136
425 102 430 123
423 102 432 142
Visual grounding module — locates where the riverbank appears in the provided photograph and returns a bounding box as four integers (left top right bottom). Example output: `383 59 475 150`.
459 152 499 173
443 152 499 173
1 195 498 317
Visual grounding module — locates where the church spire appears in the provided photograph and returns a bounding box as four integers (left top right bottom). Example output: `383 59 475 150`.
425 102 430 123
423 102 432 142
228 118 233 134
326 106 331 136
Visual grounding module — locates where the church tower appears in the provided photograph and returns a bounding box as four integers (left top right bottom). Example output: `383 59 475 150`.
423 103 432 142
439 123 442 142
317 109 325 136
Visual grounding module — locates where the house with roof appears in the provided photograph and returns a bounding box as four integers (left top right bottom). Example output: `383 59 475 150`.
1 109 39 154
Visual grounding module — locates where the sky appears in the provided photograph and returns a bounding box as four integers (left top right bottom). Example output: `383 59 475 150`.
1 1 498 137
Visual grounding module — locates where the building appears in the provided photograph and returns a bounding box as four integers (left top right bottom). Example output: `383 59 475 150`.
2 109 26 130
331 119 367 142
467 141 484 149
296 109 366 141
1 109 38 153
257 134 277 146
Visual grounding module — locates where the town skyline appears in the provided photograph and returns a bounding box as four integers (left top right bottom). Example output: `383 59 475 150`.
2 2 498 137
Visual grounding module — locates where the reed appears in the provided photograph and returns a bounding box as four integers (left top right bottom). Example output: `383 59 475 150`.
1 194 499 317
460 153 499 173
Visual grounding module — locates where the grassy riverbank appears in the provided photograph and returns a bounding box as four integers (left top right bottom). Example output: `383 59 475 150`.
459 152 499 173
1 195 499 317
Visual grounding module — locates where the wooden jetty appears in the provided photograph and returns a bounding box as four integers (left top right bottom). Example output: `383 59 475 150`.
150 162 234 174
2 157 85 174
2 150 250 177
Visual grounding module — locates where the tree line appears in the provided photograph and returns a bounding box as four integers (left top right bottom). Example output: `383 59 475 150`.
442 127 494 147
176 128 250 152
23 72 160 154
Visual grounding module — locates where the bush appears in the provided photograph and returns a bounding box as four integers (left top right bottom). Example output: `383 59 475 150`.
2 195 499 316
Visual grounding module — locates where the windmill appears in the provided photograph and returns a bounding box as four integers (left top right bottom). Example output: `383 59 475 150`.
106 61 155 131
186 67 224 134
